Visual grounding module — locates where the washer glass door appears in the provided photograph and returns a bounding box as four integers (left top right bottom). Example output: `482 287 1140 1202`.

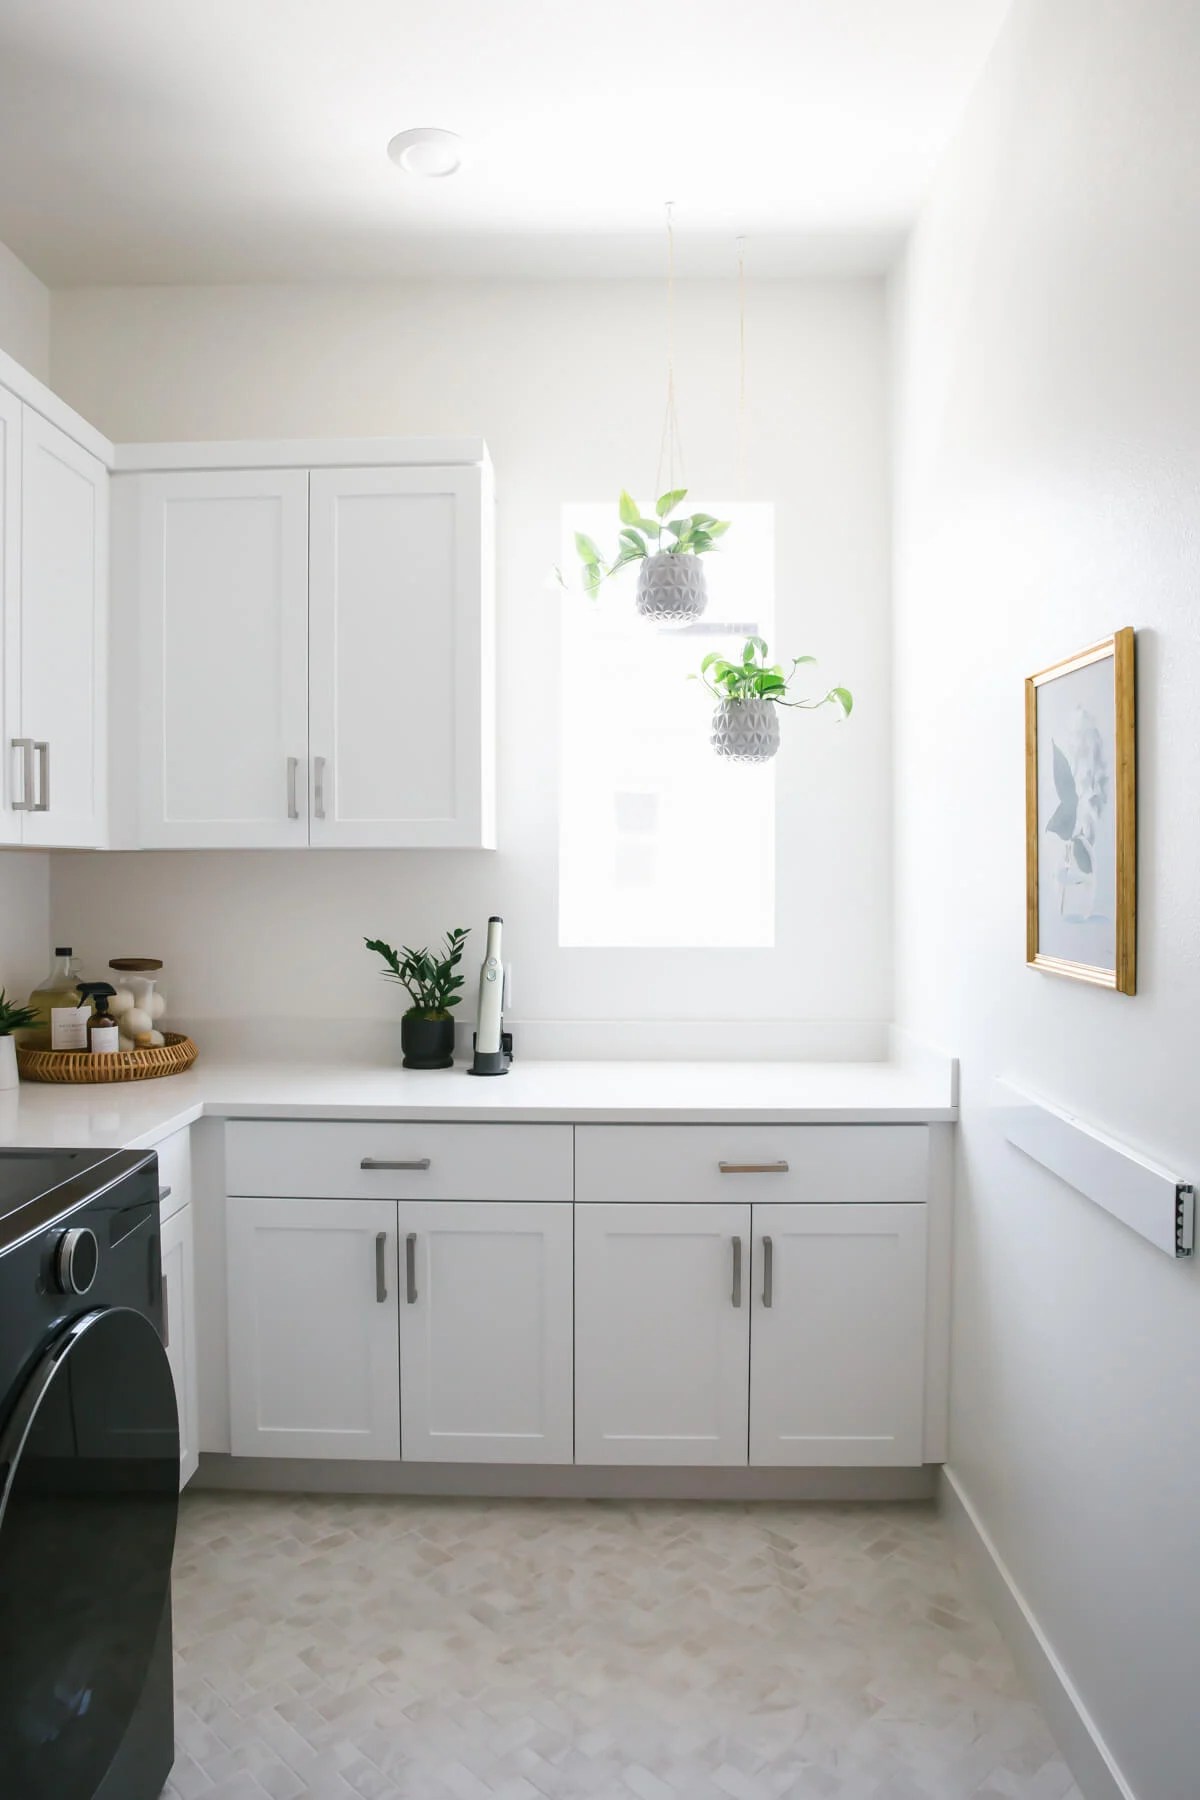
0 1306 180 1800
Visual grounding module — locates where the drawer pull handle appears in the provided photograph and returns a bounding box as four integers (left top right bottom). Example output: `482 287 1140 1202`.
158 1185 172 1203
360 1157 431 1171
762 1235 774 1309
405 1232 418 1305
162 1268 171 1347
731 1235 743 1308
374 1232 388 1303
718 1161 790 1174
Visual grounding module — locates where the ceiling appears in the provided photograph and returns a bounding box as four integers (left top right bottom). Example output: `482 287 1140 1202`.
0 0 1012 286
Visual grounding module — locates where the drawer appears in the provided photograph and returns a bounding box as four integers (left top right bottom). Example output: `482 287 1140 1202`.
154 1126 192 1220
574 1124 929 1207
225 1121 574 1202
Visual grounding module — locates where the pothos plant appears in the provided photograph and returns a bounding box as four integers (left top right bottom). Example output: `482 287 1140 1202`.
566 489 731 600
364 927 470 1020
693 638 853 715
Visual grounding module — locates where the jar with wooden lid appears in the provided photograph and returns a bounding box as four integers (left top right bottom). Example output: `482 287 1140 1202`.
109 957 168 1049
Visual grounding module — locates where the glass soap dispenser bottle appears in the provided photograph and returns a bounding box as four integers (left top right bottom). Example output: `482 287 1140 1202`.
26 947 84 1049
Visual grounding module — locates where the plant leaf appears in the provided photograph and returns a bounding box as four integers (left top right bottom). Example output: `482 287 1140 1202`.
1072 836 1093 873
830 687 853 716
618 489 641 526
656 487 688 517
574 531 604 565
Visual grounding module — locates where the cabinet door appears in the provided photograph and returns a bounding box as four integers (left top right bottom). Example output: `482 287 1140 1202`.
125 470 309 847
399 1202 573 1464
750 1203 927 1467
575 1203 750 1467
226 1198 400 1460
19 409 107 847
160 1203 199 1488
0 386 19 844
308 465 494 847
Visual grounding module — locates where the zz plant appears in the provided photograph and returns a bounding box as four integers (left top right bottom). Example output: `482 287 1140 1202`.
364 927 470 1020
567 488 731 600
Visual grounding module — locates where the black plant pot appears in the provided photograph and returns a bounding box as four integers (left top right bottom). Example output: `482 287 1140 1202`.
401 1013 456 1071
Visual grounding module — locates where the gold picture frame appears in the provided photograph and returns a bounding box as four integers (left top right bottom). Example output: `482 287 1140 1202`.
1025 628 1136 993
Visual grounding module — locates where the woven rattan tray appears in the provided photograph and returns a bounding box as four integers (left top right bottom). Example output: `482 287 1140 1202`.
17 1032 198 1084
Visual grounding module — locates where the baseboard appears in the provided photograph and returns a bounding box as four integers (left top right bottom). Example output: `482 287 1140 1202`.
195 1455 938 1503
941 1468 1136 1800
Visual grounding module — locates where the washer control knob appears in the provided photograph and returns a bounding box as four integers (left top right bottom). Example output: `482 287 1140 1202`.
53 1227 99 1296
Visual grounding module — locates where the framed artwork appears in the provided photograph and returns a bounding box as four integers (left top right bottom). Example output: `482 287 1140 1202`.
1025 628 1136 993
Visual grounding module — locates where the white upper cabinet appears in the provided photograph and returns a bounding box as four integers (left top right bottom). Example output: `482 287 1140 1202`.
749 1202 928 1467
110 446 495 850
308 465 494 848
116 470 310 847
0 385 18 846
4 407 108 847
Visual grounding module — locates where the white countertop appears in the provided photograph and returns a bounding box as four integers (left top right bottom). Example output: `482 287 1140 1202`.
0 1051 957 1151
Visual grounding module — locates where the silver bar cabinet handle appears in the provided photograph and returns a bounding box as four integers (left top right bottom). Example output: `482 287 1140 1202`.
162 1270 171 1347
286 756 300 820
313 755 326 820
158 1185 172 1204
718 1161 790 1175
360 1157 431 1172
32 740 49 812
10 738 34 810
405 1232 418 1304
374 1232 388 1303
731 1235 743 1308
762 1235 774 1308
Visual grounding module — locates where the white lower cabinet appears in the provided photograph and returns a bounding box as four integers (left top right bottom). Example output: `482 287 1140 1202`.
398 1201 573 1464
226 1197 400 1460
159 1202 199 1488
574 1203 752 1467
748 1203 928 1468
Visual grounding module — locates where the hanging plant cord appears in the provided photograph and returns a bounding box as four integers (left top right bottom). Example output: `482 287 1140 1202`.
736 235 748 500
654 201 686 502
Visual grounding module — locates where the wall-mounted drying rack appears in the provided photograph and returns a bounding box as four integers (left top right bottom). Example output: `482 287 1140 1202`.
991 1080 1195 1260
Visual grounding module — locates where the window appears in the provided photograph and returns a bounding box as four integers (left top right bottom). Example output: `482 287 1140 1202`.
559 503 775 948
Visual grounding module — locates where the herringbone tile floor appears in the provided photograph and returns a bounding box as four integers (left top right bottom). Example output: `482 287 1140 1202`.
166 1493 1081 1800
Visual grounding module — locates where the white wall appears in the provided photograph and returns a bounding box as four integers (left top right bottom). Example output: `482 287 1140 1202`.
892 2 1200 1795
48 279 891 1042
0 236 52 995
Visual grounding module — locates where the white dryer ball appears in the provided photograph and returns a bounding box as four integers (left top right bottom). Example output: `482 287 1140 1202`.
148 991 166 1019
124 1006 153 1036
147 1029 165 1047
119 1034 134 1051
111 988 135 1014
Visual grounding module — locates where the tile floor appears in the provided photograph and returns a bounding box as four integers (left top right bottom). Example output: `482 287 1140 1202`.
166 1493 1082 1800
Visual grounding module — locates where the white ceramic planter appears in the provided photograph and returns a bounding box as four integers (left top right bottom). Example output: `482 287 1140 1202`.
635 552 708 624
0 1035 18 1090
710 698 781 763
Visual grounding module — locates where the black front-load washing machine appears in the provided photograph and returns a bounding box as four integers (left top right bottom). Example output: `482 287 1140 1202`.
0 1146 179 1800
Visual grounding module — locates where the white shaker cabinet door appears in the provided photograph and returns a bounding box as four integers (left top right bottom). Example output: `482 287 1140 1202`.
0 385 19 845
308 464 494 847
226 1197 400 1460
122 470 309 847
575 1203 751 1467
398 1202 573 1464
749 1203 928 1467
19 409 107 847
159 1202 200 1488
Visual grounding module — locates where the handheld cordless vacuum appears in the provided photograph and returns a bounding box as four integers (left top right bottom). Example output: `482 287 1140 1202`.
469 915 512 1076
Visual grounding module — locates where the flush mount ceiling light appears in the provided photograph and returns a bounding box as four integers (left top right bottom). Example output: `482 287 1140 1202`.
386 127 464 178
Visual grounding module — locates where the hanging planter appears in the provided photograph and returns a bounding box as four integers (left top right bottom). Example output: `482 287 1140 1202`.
693 638 853 765
710 696 782 764
563 488 729 623
636 550 707 623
